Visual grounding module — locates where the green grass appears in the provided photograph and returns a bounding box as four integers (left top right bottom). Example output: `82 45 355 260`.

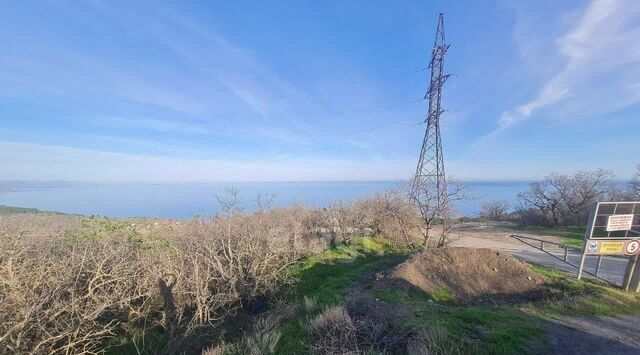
373 288 542 354
274 237 408 354
275 241 640 355
285 237 407 306
527 263 640 317
108 234 640 355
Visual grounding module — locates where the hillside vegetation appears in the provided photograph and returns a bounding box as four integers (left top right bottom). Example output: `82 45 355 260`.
0 191 423 354
0 204 63 215
2 184 639 354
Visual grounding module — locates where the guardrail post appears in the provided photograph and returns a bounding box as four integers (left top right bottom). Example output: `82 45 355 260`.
623 255 639 291
577 247 588 280
541 241 544 251
564 247 568 262
595 255 603 277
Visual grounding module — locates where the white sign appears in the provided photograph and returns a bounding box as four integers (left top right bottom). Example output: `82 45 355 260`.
625 240 640 255
606 214 634 231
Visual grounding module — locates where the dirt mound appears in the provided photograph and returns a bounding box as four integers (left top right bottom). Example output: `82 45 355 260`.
383 247 545 304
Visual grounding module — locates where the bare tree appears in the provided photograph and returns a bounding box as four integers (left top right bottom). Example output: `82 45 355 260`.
215 186 244 237
479 200 510 221
412 179 468 249
255 192 277 225
518 169 614 227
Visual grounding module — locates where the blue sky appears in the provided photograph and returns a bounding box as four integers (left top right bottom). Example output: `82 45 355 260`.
1 0 639 182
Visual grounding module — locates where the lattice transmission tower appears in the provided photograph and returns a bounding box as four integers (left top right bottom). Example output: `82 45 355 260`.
411 13 450 205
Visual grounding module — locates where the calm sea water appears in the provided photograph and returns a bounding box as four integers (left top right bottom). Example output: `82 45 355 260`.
0 181 531 219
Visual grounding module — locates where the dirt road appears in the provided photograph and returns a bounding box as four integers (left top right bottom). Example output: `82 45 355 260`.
451 222 640 354
450 223 631 285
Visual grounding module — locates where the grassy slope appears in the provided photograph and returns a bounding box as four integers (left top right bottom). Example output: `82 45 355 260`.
275 237 408 353
270 237 640 355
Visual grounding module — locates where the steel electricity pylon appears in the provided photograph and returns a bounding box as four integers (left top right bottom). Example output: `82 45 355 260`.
411 13 450 206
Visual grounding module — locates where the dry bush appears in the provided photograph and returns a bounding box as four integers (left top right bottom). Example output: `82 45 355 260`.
0 213 81 238
412 179 468 249
359 189 421 249
1 187 422 354
0 206 314 354
308 306 360 354
479 200 510 221
303 189 420 250
0 234 157 354
307 303 412 355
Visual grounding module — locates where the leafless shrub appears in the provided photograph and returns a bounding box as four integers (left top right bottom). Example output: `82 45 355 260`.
1 186 425 354
308 306 360 354
479 200 510 221
308 303 413 355
0 200 310 354
0 234 157 354
0 213 81 238
361 188 421 249
412 179 468 249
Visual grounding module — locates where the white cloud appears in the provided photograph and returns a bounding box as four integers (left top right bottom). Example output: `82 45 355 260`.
491 0 640 135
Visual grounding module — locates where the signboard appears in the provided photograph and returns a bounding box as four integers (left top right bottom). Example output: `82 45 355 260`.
584 202 640 240
607 215 634 231
584 239 640 255
579 202 640 287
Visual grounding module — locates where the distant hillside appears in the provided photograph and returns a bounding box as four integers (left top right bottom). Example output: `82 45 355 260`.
0 205 65 215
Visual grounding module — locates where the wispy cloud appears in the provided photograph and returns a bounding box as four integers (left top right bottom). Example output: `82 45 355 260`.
91 115 214 135
489 0 640 136
0 140 413 182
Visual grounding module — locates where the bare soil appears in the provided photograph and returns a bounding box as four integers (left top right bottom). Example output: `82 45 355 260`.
383 247 546 304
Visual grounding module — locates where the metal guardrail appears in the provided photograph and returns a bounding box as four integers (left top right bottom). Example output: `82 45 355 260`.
510 234 620 285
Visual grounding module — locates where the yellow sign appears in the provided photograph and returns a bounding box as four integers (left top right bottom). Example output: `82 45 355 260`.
599 241 625 254
585 239 640 255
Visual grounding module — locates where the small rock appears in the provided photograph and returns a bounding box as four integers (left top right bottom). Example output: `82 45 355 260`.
427 299 434 304
493 268 498 272
527 276 532 281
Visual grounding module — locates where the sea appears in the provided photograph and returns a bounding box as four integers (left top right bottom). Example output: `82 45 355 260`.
0 181 531 219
